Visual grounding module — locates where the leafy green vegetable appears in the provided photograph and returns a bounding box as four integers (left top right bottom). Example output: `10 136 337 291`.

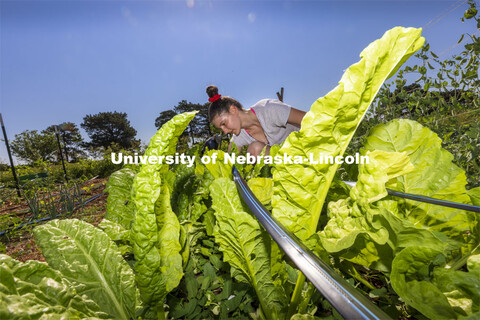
391 248 480 319
209 178 288 319
319 150 451 271
362 119 477 248
171 163 208 222
98 218 130 242
272 27 425 243
468 187 480 206
203 149 232 180
319 119 479 318
318 152 407 271
171 163 197 221
131 112 196 308
350 150 414 204
5 24 478 320
269 27 424 315
391 246 458 319
105 167 137 230
168 216 257 320
433 254 480 316
98 218 132 256
0 254 108 319
179 220 206 266
248 177 273 209
33 219 136 319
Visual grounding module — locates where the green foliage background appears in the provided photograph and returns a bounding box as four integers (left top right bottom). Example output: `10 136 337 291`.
348 1 480 188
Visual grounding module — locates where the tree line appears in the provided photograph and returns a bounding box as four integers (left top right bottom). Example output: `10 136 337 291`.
9 100 215 165
8 2 479 188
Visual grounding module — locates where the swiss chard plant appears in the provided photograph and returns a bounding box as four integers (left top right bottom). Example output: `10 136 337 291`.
271 26 425 315
1 25 478 320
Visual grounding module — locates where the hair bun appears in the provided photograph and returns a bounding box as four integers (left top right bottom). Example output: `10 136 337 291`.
206 85 219 98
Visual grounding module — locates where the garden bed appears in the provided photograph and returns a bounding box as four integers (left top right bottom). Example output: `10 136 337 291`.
0 178 108 262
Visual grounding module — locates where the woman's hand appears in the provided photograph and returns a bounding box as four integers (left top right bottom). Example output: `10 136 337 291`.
228 142 240 153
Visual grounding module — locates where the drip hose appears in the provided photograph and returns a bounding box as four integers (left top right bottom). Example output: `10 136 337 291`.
232 166 391 320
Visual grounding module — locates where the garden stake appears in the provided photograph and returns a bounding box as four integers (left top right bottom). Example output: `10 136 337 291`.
54 125 69 182
0 113 21 197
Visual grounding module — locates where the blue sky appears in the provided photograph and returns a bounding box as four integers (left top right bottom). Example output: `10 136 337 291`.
0 0 478 163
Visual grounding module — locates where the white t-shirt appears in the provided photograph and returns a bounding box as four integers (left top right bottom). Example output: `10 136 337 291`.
231 99 300 149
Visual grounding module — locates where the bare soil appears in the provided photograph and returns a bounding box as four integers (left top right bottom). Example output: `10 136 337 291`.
0 178 108 262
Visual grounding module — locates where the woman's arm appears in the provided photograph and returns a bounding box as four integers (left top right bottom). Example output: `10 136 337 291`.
287 107 307 127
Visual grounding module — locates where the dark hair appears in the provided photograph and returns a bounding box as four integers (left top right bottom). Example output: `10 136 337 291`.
206 85 244 122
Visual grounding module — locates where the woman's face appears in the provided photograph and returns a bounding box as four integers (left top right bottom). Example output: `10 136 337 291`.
212 106 241 135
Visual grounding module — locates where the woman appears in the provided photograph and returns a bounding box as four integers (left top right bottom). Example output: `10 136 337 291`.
206 85 306 157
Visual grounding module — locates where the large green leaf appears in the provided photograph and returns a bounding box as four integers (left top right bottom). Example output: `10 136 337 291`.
318 120 478 318
171 163 196 221
171 163 208 222
349 150 414 204
391 248 480 319
98 218 132 256
33 219 136 319
131 112 196 306
319 151 417 271
391 246 458 319
203 149 233 179
248 177 274 209
209 178 288 319
105 167 137 230
0 254 108 319
433 254 480 316
468 187 480 206
362 119 477 248
272 27 425 242
319 140 467 268
98 218 130 242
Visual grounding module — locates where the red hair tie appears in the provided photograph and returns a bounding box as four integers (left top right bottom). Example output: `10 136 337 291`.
208 94 221 102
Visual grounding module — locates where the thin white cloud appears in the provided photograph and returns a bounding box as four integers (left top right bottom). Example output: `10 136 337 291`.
248 12 256 23
121 6 138 27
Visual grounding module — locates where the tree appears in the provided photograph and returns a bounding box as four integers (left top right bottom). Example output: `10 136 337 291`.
45 122 85 162
154 110 177 130
174 100 211 140
10 130 57 164
81 112 139 150
155 101 212 151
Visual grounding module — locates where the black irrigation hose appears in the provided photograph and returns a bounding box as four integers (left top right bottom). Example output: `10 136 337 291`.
343 181 480 213
386 189 480 213
0 193 105 236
